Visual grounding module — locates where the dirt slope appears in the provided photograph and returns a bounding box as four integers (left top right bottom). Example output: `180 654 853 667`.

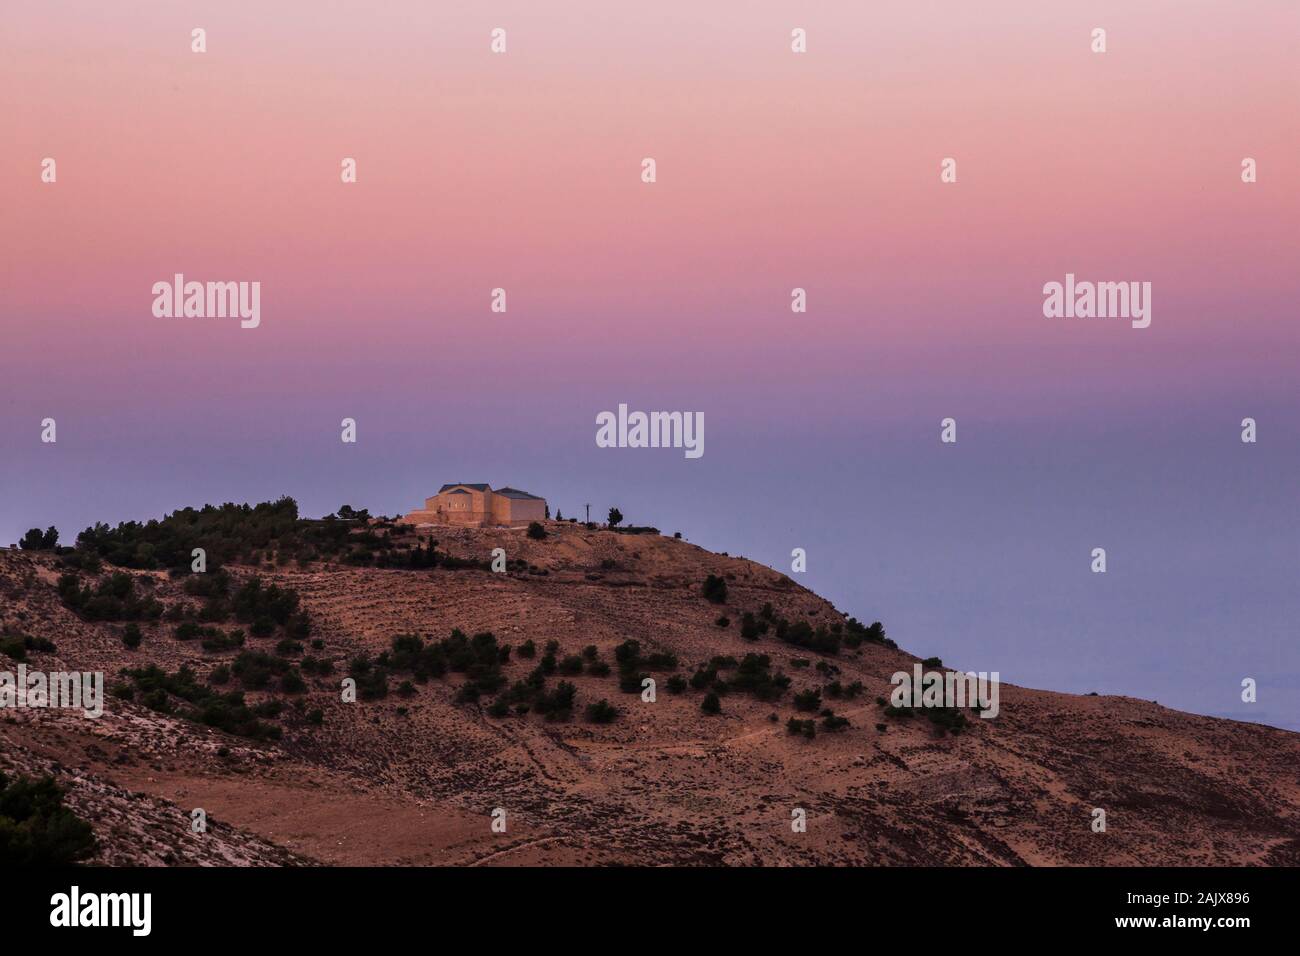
2 522 1297 866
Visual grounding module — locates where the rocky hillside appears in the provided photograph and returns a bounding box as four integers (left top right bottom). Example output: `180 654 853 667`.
2 515 1297 866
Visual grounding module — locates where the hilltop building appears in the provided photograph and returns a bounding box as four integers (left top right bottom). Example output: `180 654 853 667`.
400 483 546 528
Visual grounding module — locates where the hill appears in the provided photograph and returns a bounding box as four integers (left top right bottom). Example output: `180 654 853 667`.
2 508 1297 865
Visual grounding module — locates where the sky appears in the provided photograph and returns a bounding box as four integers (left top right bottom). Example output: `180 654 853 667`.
2 1 1298 729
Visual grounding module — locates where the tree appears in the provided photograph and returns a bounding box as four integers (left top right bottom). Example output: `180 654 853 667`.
19 527 57 551
607 507 623 528
702 574 728 604
585 699 618 724
0 773 97 865
556 509 563 521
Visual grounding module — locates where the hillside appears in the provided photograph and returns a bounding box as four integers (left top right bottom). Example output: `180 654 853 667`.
2 514 1298 866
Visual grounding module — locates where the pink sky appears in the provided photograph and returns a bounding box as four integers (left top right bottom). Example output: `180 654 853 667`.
5 2 1296 370
3 2 1299 729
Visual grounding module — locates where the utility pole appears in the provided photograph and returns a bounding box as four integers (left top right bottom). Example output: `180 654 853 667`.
584 503 591 523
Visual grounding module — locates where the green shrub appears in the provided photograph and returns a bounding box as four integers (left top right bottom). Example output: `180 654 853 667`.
585 699 618 724
702 575 727 604
786 718 816 739
0 773 96 865
793 688 822 712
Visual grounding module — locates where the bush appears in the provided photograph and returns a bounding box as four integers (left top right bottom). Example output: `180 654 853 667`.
122 623 142 650
19 527 59 551
702 575 728 604
793 688 822 712
618 666 647 694
527 522 547 540
715 616 730 628
666 675 687 694
585 699 618 724
821 712 851 732
518 639 536 659
0 773 96 865
740 612 768 640
701 692 722 715
534 681 577 721
786 718 816 739
559 655 585 676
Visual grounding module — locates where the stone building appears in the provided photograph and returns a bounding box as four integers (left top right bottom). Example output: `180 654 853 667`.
400 483 547 528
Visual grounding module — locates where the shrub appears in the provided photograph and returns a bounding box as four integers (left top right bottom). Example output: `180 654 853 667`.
526 522 547 540
786 718 816 739
740 612 767 640
715 616 730 628
0 773 96 865
19 527 59 551
122 623 142 650
517 639 536 659
701 692 722 715
534 681 577 721
793 688 822 712
618 666 647 694
702 575 728 604
821 712 851 732
585 699 618 724
559 655 585 676
665 675 688 694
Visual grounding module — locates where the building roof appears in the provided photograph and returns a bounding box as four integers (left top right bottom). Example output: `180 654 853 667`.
435 483 543 501
495 487 543 500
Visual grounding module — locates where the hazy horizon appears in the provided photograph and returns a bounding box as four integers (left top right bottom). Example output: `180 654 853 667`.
4 1 1297 732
